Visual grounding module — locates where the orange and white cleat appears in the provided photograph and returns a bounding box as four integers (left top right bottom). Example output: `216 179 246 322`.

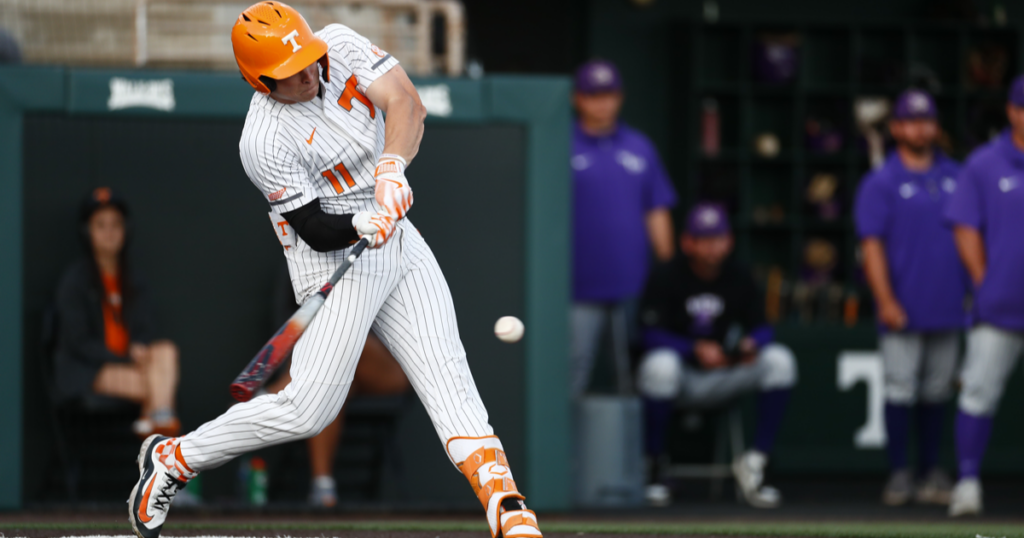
128 435 197 538
450 437 542 538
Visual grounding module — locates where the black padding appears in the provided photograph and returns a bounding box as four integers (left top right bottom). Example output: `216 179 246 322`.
281 198 359 252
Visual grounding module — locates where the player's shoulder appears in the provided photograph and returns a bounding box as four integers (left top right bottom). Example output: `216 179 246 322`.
645 257 683 288
935 152 961 175
241 96 287 146
720 258 754 286
317 23 367 48
239 99 299 168
857 163 894 195
962 135 1005 171
617 123 657 150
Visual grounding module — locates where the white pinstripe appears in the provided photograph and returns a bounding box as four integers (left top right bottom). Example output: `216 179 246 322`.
180 220 494 470
181 22 501 491
240 23 399 303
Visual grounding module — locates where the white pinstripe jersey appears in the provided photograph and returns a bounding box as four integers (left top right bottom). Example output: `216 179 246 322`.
239 23 400 302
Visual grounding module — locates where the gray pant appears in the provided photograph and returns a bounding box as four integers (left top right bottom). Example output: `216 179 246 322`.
879 331 959 405
571 302 635 397
959 324 1024 416
636 344 798 408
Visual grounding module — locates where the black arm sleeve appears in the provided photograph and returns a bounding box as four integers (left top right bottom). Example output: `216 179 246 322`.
281 198 360 253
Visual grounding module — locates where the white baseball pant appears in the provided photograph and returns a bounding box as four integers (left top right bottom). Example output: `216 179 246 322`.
178 221 494 469
959 323 1024 416
879 331 959 405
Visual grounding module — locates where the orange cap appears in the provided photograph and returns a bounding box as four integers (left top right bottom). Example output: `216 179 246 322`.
231 1 330 94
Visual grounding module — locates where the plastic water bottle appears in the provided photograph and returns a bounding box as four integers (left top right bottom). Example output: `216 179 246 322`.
248 456 268 506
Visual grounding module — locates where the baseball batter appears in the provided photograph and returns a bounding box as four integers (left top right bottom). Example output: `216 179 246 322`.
127 4 542 538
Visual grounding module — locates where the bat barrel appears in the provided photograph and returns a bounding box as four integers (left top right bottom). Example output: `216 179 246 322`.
228 238 369 402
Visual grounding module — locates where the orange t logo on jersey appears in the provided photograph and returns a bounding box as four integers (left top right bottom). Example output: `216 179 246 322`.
338 75 375 119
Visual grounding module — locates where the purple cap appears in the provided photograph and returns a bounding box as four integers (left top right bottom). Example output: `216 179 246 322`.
686 203 731 237
574 60 622 94
1009 74 1024 107
893 89 937 120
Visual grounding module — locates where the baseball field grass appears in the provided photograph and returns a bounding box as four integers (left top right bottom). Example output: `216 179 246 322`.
4 519 1024 538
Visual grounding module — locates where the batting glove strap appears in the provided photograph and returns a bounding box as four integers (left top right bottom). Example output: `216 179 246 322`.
378 153 408 169
352 211 395 248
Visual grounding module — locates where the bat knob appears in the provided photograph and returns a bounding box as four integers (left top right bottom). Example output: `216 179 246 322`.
230 383 254 402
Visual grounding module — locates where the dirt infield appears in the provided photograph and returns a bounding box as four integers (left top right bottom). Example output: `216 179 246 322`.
1 531 732 538
4 512 1024 538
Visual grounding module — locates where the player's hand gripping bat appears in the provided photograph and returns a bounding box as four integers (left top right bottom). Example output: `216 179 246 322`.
230 238 370 402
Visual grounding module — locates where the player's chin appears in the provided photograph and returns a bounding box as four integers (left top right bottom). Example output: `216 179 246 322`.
293 86 318 102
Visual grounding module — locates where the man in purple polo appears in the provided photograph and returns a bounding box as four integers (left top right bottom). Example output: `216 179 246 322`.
854 88 966 508
571 59 678 397
944 73 1024 517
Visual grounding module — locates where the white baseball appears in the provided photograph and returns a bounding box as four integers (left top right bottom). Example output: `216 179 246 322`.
494 316 525 343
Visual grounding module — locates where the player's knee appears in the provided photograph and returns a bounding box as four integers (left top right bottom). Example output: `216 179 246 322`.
275 382 344 439
958 381 1003 416
884 374 918 405
150 339 178 356
300 415 335 439
918 379 953 405
285 402 337 439
758 343 798 391
637 348 683 400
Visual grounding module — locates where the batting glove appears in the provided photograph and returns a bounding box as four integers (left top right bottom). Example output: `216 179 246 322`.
374 153 414 219
352 210 396 249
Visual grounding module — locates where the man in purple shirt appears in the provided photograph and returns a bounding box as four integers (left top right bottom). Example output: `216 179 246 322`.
944 74 1024 517
571 59 678 397
854 89 966 508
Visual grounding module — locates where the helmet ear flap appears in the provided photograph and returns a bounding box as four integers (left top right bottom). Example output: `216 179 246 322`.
318 53 330 83
239 65 271 94
258 75 278 93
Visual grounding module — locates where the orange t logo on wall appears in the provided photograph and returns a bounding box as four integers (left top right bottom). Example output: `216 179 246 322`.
338 75 375 119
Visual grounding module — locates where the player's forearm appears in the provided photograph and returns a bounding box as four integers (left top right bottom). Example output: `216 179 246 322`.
645 208 676 262
953 225 987 285
861 238 898 305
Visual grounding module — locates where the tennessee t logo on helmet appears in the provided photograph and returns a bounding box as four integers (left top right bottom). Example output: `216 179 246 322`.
281 29 301 52
230 1 330 94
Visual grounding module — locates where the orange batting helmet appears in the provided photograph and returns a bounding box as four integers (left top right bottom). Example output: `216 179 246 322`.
231 1 330 94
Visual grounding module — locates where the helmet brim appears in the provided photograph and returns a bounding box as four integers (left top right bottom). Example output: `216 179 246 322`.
267 37 329 81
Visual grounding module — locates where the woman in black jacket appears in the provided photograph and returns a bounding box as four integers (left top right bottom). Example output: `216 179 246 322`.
53 187 181 437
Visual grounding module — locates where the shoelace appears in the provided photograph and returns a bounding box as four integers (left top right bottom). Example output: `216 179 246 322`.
151 474 184 512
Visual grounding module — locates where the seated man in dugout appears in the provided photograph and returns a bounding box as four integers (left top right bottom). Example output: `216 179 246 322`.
637 202 798 509
53 187 182 437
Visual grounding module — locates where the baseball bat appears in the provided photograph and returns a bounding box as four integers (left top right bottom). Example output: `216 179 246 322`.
229 238 370 402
